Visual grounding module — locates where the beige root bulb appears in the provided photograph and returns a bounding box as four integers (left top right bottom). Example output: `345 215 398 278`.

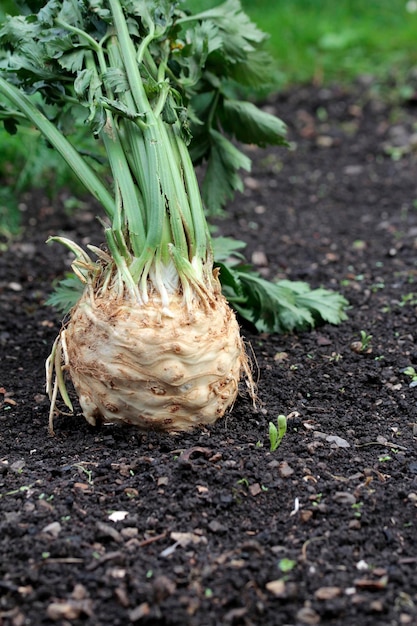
55 285 251 433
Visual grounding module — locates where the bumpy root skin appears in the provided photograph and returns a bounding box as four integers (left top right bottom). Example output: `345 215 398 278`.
49 287 252 433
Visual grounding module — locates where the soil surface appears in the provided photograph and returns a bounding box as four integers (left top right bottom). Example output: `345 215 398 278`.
1 81 417 626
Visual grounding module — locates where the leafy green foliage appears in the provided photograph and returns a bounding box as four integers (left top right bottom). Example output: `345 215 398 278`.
0 0 348 334
46 273 84 314
213 236 348 333
0 0 287 216
202 130 251 214
220 100 287 148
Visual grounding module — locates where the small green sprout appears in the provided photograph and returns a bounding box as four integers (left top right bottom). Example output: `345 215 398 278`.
269 414 287 452
370 282 385 293
399 292 417 307
38 493 54 502
402 366 417 387
73 463 94 484
350 330 372 354
278 558 296 573
1 484 34 498
378 455 392 463
311 493 323 506
360 330 372 350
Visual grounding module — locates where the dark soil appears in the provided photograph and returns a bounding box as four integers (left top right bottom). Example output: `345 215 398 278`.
2 81 417 626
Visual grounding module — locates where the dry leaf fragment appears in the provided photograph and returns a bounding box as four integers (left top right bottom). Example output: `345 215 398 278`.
46 599 92 621
266 579 286 596
41 521 62 538
314 586 342 600
170 531 206 547
355 576 389 590
249 483 262 496
373 567 388 577
160 531 207 557
73 482 90 490
300 510 313 523
128 602 150 622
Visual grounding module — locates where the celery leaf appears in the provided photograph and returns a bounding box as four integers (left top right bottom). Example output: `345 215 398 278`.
214 237 348 333
220 100 288 148
46 273 84 314
202 129 251 215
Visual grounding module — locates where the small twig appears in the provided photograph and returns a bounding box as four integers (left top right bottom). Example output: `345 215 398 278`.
300 536 326 562
355 441 407 451
138 532 167 548
41 557 84 564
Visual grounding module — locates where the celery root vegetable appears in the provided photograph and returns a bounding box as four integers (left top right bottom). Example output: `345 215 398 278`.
0 0 347 432
46 242 251 432
58 284 248 431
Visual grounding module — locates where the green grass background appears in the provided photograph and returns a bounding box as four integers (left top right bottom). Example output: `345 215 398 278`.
1 0 417 239
189 0 417 86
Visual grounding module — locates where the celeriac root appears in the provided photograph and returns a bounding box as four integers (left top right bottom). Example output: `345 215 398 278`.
48 282 254 433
